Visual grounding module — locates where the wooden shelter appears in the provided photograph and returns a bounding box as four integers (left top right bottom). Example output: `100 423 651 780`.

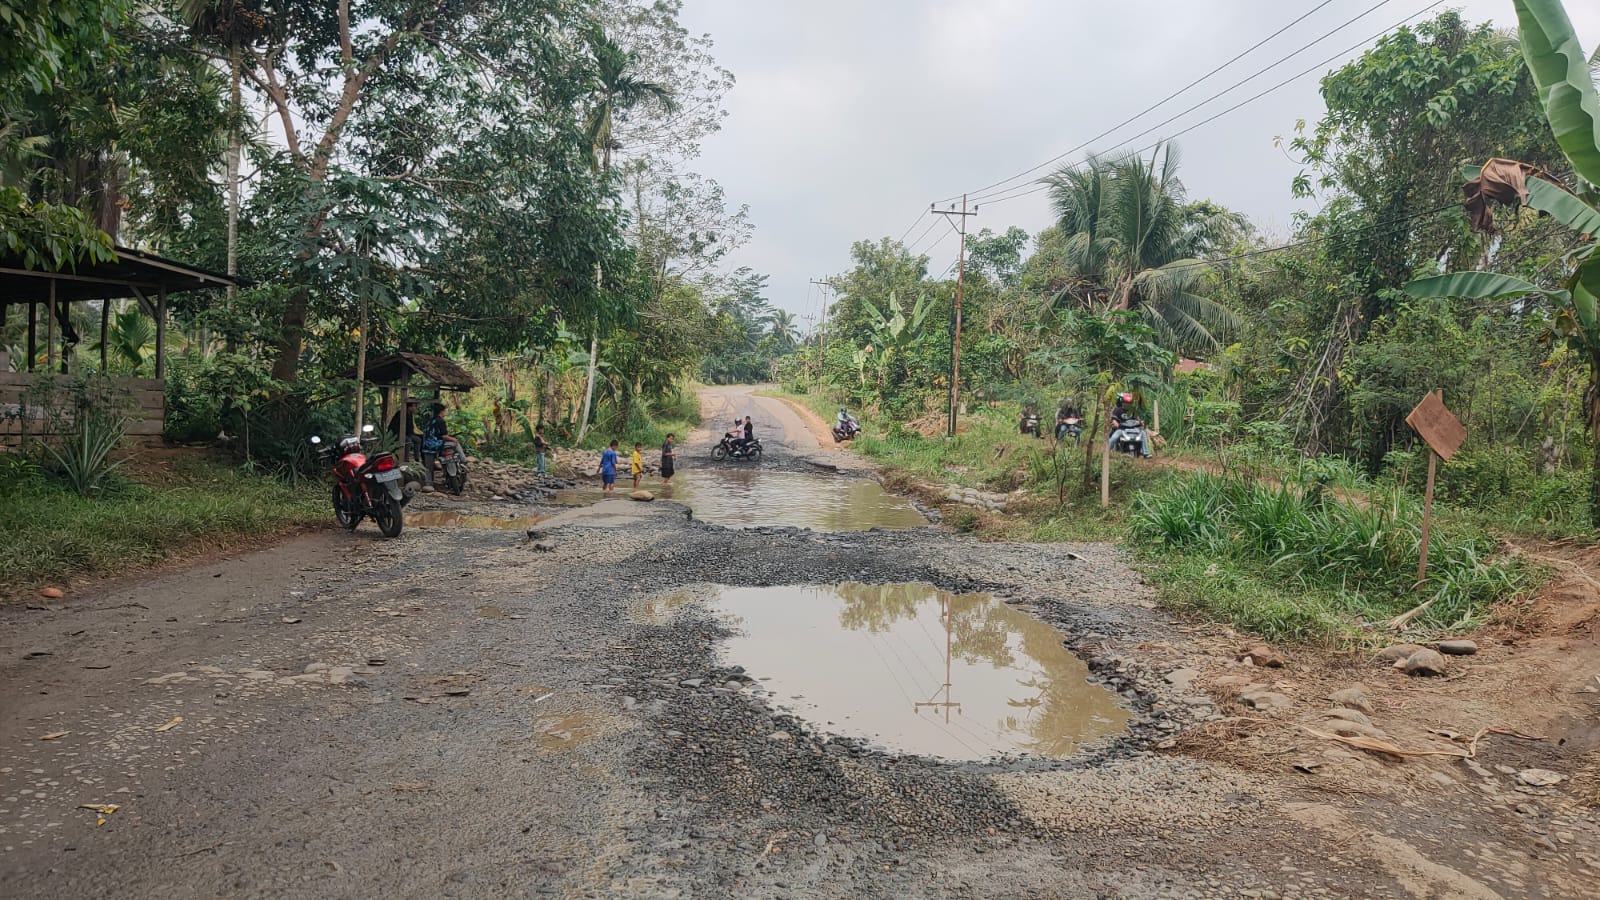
0 246 238 443
357 352 481 460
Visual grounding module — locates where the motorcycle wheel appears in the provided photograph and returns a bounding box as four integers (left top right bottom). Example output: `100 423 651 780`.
374 494 404 538
833 430 843 443
746 445 762 462
711 445 727 461
332 485 357 529
445 467 466 496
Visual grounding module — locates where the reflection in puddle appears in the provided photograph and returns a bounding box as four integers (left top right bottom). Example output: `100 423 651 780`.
408 510 544 529
709 583 1129 760
531 711 604 751
551 469 924 532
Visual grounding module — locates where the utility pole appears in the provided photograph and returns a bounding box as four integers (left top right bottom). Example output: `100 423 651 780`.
809 278 832 368
914 595 961 722
932 195 976 437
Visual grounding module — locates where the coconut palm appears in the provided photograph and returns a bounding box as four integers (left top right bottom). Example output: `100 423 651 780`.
575 34 676 441
768 309 798 348
1041 143 1245 354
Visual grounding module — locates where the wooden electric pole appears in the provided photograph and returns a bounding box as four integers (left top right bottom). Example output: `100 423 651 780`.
932 195 976 437
809 278 831 358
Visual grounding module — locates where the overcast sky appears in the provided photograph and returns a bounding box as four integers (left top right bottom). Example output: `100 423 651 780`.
675 0 1600 325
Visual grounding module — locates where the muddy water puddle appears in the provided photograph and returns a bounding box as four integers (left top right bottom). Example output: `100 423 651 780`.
551 468 925 531
707 583 1129 761
408 510 544 529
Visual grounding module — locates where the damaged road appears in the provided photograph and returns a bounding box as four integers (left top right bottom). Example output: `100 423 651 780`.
3 389 1598 898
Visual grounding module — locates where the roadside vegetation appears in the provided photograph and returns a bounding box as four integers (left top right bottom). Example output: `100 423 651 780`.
779 1 1600 642
0 453 321 591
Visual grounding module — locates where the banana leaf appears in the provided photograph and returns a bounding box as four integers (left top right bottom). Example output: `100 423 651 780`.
1513 0 1600 185
1461 163 1600 236
1403 271 1569 303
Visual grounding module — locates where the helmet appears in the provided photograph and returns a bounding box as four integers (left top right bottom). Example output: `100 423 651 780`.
1119 393 1133 403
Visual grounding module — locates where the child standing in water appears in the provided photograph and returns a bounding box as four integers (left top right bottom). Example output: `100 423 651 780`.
598 440 619 494
660 433 676 486
630 442 644 490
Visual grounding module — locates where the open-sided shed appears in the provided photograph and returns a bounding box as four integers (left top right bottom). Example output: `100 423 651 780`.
356 352 481 460
1 246 238 443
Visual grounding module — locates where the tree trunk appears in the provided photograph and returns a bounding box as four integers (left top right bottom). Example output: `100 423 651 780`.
1589 356 1600 529
576 329 599 442
225 41 241 323
1100 418 1112 508
354 289 368 431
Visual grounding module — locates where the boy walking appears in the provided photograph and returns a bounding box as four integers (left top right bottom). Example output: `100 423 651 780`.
630 442 644 490
598 440 619 494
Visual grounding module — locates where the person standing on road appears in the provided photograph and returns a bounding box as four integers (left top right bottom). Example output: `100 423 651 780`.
598 440 619 494
532 424 550 476
630 442 644 490
660 433 676 485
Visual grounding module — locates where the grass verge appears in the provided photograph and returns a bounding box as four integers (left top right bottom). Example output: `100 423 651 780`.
1 456 324 593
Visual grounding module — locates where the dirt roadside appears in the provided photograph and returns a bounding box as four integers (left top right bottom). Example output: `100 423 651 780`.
1 413 1597 898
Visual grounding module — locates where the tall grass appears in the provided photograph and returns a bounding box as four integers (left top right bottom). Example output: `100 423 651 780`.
1130 471 1524 641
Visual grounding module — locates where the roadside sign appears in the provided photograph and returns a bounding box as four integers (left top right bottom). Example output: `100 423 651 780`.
1405 390 1465 591
1405 390 1465 461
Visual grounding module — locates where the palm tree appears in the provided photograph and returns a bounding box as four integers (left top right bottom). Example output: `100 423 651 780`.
1041 144 1245 354
768 309 798 348
575 34 676 442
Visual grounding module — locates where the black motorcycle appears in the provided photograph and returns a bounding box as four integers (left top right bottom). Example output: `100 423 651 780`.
712 436 763 462
1019 411 1042 438
832 419 860 443
1110 417 1149 457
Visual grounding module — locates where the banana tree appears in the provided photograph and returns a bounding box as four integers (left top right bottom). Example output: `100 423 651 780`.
1405 0 1600 524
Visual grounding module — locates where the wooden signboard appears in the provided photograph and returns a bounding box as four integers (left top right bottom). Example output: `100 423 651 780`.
1405 390 1464 591
1405 390 1465 461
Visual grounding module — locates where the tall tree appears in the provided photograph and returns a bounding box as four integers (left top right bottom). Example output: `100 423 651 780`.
1041 144 1242 356
575 33 675 442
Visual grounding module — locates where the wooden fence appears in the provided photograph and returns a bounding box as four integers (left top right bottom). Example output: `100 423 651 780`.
0 373 165 445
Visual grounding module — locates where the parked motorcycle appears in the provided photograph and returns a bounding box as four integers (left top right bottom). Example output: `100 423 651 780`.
1110 417 1149 458
1055 416 1082 443
832 419 860 443
438 443 468 495
711 436 763 462
310 424 407 538
1019 411 1042 438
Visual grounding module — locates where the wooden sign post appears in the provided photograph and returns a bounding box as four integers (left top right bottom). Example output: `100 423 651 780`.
1404 390 1466 589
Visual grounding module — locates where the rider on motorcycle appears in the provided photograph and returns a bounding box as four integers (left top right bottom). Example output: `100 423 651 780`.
1107 393 1152 458
1055 399 1082 440
836 408 860 437
421 402 466 484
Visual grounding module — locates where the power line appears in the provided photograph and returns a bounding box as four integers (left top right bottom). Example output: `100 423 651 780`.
942 0 1349 205
895 209 930 244
976 0 1447 209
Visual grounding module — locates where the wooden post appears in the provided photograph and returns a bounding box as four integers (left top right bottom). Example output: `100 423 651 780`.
27 301 37 371
399 372 411 462
99 299 110 371
354 289 368 431
1100 404 1112 508
1416 449 1438 589
154 287 167 379
45 279 55 371
1152 398 1160 436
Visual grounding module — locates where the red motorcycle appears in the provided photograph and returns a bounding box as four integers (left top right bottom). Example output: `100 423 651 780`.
310 424 406 537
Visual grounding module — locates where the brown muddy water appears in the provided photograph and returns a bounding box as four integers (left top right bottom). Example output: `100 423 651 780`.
551 468 925 531
408 510 545 529
707 583 1130 761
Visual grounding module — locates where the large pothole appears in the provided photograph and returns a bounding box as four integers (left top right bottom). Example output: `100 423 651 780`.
706 582 1130 761
552 468 927 531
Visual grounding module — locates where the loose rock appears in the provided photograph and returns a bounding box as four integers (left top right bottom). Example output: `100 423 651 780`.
38 587 65 599
1321 708 1374 728
1374 644 1427 664
1240 690 1292 712
1327 686 1375 715
630 490 655 502
1398 648 1447 677
1237 644 1285 668
1516 768 1565 787
1436 639 1478 656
